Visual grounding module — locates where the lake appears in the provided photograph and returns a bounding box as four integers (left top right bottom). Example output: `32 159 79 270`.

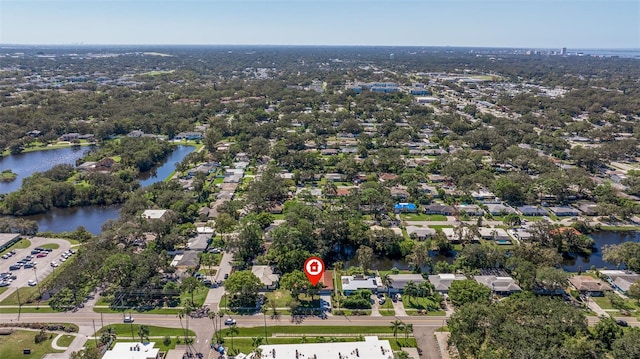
0 146 90 194
345 231 640 272
2 145 195 234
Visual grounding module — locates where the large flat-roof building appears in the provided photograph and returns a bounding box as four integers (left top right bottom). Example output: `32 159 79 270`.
102 342 160 359
256 336 393 359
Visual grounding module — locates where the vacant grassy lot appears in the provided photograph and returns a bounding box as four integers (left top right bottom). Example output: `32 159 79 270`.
0 330 63 358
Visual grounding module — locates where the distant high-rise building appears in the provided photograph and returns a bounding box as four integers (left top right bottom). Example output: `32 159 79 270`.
561 47 567 56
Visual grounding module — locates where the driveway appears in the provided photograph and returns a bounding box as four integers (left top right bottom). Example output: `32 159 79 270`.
203 252 233 310
413 325 442 359
392 297 407 316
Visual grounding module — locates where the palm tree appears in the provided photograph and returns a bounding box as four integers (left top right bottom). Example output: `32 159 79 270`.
229 324 239 352
260 305 269 343
382 274 393 297
209 312 218 343
137 325 149 343
404 281 417 305
390 320 404 341
404 323 413 343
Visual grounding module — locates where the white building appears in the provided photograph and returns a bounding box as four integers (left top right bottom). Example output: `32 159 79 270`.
141 209 168 220
254 336 393 359
102 342 160 359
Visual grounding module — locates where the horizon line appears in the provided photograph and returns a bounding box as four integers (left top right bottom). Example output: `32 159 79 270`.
1 43 638 51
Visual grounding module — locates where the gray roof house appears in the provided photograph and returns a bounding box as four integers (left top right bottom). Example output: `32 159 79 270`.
424 204 455 216
485 203 517 216
474 275 522 295
428 273 467 294
251 266 280 290
517 205 548 216
549 206 580 217
386 274 426 294
599 270 640 294
456 204 484 216
405 226 436 240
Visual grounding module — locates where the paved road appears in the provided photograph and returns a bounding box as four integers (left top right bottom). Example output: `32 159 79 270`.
0 237 71 303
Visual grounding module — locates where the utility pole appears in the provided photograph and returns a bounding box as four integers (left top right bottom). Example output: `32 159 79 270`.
33 266 42 308
101 312 104 329
92 319 98 347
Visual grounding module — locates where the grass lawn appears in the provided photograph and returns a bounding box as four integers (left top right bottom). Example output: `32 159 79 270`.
0 330 63 358
0 239 31 255
55 334 76 348
40 243 60 250
180 286 209 307
0 287 7 295
0 287 42 306
428 225 453 231
403 297 441 311
265 290 292 307
401 213 447 221
0 306 59 314
97 324 195 338
92 307 183 315
218 325 397 338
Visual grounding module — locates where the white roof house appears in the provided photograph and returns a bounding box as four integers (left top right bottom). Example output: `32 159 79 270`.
141 209 168 220
255 336 393 359
406 226 436 239
341 275 382 293
474 275 522 295
102 342 160 359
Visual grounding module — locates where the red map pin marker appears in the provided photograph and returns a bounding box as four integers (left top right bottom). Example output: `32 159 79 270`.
304 256 325 286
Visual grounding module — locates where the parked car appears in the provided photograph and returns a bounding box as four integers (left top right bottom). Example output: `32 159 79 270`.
224 318 236 326
27 280 37 287
1 254 8 260
9 265 21 271
24 262 36 269
379 297 386 305
50 262 59 267
36 252 48 258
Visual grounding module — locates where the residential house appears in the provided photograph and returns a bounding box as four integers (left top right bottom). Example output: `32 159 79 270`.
456 204 484 216
471 189 496 201
485 203 517 216
127 130 144 137
599 270 640 294
325 173 343 182
405 226 436 240
319 270 334 294
574 201 598 216
568 275 613 296
510 228 533 241
424 204 454 216
59 133 80 141
141 209 169 220
549 206 580 217
251 265 280 290
517 205 548 216
390 187 410 200
428 273 467 294
394 203 417 213
174 131 203 140
442 227 479 243
474 275 522 296
478 227 511 241
341 275 382 294
386 274 426 294
379 173 399 182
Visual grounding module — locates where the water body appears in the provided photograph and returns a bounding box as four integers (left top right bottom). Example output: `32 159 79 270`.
572 49 640 59
22 206 121 235
2 145 195 234
0 146 90 194
345 231 639 272
138 145 195 187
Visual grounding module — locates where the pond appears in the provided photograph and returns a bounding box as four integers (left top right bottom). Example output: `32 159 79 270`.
0 146 90 194
2 145 195 234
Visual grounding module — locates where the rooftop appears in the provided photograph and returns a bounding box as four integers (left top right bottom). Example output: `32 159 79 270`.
256 336 393 359
102 342 159 359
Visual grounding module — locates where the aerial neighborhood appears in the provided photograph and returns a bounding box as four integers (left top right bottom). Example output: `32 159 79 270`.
0 46 639 359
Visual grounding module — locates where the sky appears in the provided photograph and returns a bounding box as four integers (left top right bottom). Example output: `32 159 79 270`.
1 0 639 48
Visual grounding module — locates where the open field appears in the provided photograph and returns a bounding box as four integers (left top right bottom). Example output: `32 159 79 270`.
0 330 63 358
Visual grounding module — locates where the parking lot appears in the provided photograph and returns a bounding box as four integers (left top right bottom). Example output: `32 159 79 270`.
0 237 72 303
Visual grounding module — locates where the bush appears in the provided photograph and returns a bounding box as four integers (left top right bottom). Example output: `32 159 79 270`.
342 297 371 309
34 329 48 344
163 336 172 346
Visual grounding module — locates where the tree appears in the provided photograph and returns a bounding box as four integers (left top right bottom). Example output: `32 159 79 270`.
406 241 430 272
611 328 640 359
448 279 491 307
228 324 239 352
214 213 237 234
280 270 309 300
390 320 404 341
593 316 623 350
356 245 374 274
535 266 569 292
70 348 102 359
137 325 150 343
381 274 393 296
180 277 202 306
224 270 262 309
628 280 640 305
